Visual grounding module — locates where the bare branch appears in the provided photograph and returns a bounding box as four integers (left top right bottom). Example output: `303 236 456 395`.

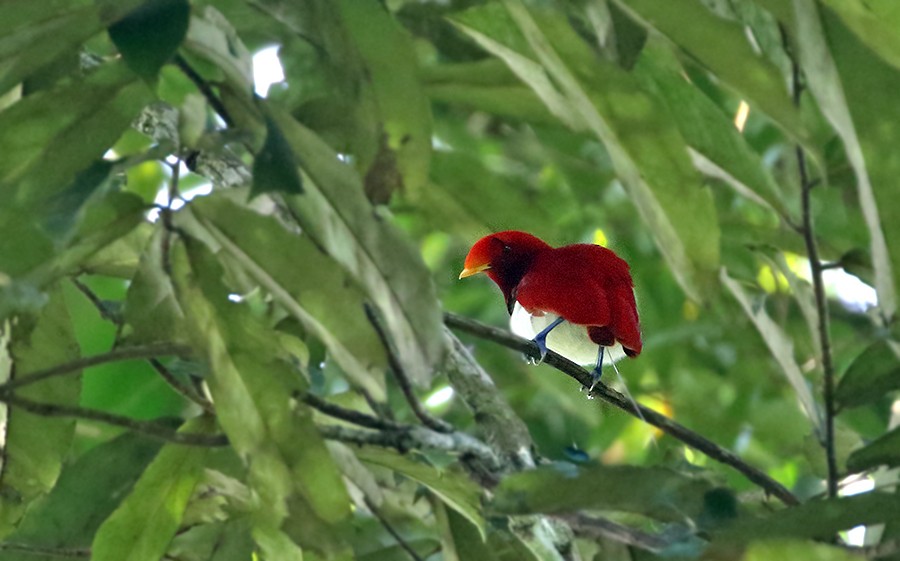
558 512 671 552
444 312 800 507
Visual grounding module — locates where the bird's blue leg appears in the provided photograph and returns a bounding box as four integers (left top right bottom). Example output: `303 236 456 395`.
531 317 565 363
589 347 605 390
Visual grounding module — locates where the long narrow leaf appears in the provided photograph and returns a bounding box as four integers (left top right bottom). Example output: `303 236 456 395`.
721 268 822 435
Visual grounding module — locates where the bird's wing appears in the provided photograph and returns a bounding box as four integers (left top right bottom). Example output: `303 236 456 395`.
514 259 611 327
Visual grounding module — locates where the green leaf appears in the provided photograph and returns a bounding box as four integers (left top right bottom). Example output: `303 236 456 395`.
426 83 557 124
338 0 432 194
186 193 387 398
172 239 351 529
17 193 147 304
251 115 304 197
493 463 713 522
182 6 253 94
0 0 145 94
109 0 190 81
820 0 900 71
274 109 445 386
836 341 900 409
423 151 560 240
618 0 808 144
2 433 162 560
716 492 900 543
847 426 900 472
355 446 485 538
80 222 154 279
0 61 152 210
0 287 82 537
791 1 899 318
635 40 789 217
819 7 900 321
123 225 189 346
441 507 502 561
721 268 822 434
91 417 213 561
452 2 720 301
745 540 860 561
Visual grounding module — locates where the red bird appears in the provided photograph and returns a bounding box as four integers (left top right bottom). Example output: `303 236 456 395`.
460 231 641 382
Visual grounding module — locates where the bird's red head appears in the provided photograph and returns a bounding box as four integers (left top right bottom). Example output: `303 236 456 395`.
459 231 552 307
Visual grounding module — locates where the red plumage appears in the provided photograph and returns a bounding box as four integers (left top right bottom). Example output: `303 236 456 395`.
460 231 642 364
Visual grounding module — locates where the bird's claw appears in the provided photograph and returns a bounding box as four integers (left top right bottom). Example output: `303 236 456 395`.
530 316 563 365
530 336 550 365
584 366 603 396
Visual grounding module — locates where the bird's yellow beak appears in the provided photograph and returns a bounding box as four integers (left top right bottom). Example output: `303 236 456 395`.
459 263 490 279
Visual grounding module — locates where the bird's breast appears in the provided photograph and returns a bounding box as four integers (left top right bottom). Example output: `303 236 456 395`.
509 303 626 366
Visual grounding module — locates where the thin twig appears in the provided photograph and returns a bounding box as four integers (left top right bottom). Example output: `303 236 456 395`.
364 497 425 561
0 393 227 447
798 146 838 498
444 312 800 507
68 280 211 412
784 23 839 499
71 277 118 323
174 55 234 127
0 343 192 393
364 304 453 434
0 542 90 558
300 392 405 431
148 358 215 414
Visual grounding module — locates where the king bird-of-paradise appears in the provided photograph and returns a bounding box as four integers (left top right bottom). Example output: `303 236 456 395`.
460 231 642 384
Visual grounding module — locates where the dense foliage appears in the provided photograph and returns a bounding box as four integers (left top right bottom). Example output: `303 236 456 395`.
1 0 899 560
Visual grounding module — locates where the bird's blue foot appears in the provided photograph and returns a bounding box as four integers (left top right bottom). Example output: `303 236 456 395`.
588 347 605 391
530 316 565 364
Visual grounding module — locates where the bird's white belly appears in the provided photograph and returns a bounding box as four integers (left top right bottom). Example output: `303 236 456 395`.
509 303 625 366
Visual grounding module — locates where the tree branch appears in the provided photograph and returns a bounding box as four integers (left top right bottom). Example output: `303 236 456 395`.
0 343 192 393
557 512 671 552
443 328 535 469
0 393 227 447
319 424 500 470
444 312 800 507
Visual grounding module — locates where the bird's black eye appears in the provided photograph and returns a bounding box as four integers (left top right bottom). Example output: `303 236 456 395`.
502 245 511 253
